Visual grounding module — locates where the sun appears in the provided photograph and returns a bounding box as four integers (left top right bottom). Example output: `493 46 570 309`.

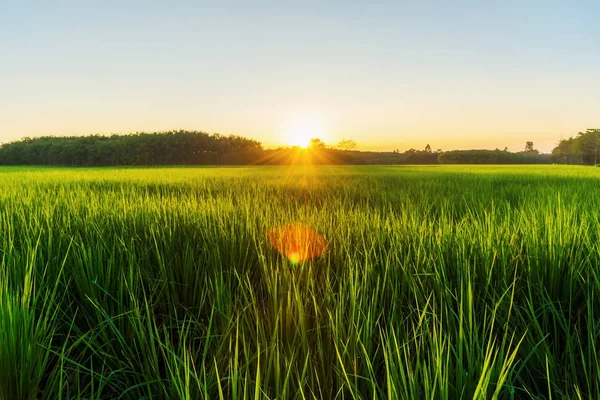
283 116 326 148
287 129 313 148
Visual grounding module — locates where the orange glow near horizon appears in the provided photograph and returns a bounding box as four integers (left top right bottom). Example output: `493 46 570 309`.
267 223 328 263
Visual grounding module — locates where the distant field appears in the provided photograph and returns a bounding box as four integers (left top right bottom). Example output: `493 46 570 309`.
1 165 599 399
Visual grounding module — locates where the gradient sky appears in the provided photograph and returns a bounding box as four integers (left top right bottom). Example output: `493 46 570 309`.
1 1 598 152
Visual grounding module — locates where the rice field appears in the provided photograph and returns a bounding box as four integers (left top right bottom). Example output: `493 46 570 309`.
1 165 599 399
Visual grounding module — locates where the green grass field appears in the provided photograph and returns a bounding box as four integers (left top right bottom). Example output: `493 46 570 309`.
1 165 599 399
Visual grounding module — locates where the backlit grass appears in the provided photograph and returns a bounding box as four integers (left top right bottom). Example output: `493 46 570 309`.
0 165 598 399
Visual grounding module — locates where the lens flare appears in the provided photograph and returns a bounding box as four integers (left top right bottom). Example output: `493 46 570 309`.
267 223 328 263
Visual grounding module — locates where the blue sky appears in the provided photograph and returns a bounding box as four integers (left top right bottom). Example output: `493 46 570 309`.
1 1 598 151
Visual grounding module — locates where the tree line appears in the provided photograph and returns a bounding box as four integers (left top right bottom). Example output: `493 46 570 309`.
0 131 263 166
0 130 595 166
0 133 453 166
438 149 551 164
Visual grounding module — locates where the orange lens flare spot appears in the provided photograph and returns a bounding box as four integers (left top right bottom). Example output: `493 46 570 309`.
267 224 328 263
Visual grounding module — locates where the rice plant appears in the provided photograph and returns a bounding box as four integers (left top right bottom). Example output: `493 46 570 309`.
0 165 598 399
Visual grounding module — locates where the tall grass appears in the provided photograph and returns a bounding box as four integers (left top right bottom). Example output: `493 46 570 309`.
0 165 598 399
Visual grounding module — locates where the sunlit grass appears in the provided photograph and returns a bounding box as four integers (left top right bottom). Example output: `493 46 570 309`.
0 165 598 399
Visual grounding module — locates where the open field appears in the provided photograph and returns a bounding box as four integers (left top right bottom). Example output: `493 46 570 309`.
1 165 599 399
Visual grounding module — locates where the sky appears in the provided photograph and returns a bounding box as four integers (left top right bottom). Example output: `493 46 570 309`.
1 1 598 153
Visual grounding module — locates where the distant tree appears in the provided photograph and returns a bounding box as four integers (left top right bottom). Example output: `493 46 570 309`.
577 128 600 165
336 139 357 151
552 138 574 164
424 144 432 153
308 138 326 149
525 141 535 153
503 147 509 152
550 131 600 165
